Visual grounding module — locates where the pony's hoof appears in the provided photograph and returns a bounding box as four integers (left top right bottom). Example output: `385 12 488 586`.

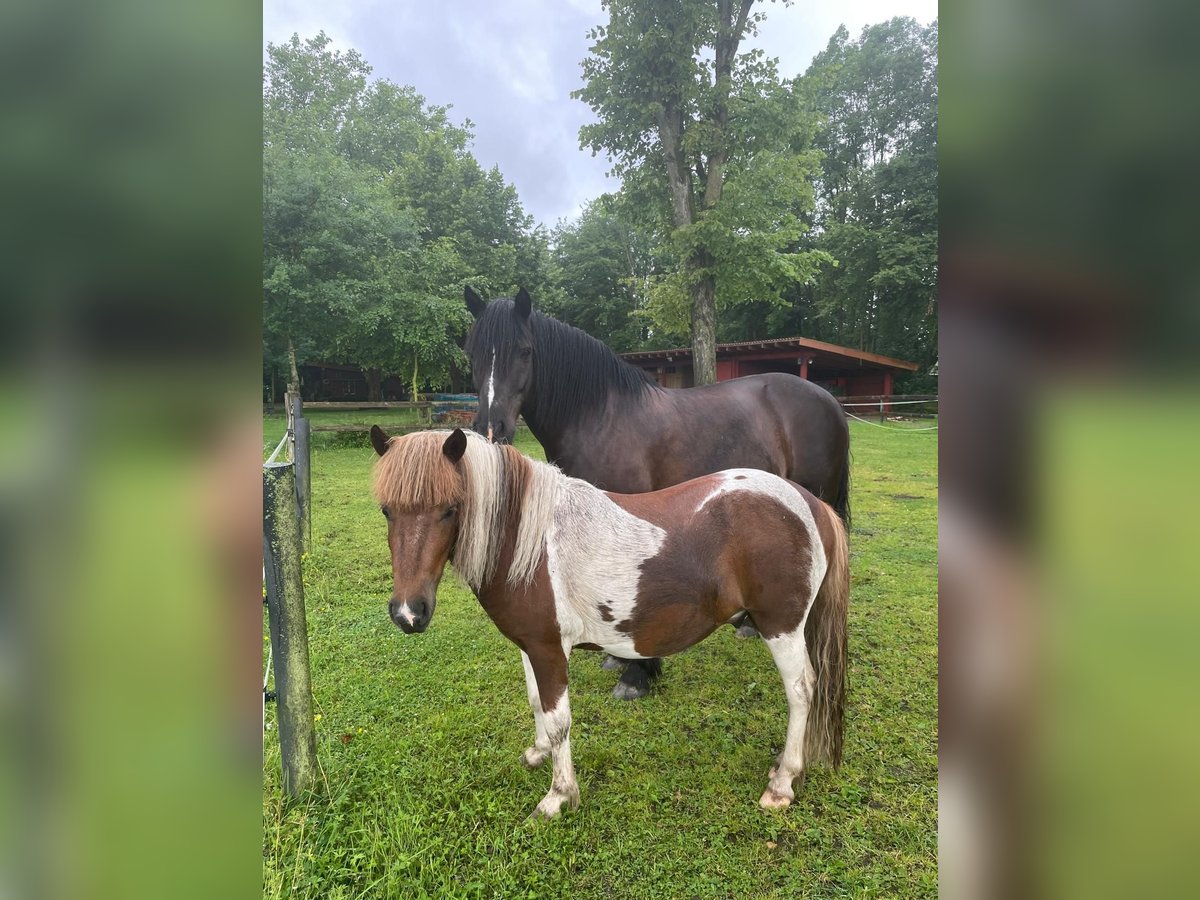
612 680 649 701
759 789 792 809
600 655 627 671
521 747 548 769
529 788 579 820
735 622 761 639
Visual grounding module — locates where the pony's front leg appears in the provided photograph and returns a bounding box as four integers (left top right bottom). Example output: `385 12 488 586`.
519 651 550 768
525 646 579 819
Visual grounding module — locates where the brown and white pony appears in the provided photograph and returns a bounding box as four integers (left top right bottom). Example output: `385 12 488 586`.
370 426 849 818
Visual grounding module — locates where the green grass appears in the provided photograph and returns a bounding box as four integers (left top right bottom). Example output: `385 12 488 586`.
263 422 938 898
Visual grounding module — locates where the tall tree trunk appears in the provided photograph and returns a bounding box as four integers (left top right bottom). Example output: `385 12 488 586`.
668 0 754 387
365 368 382 402
689 252 718 385
287 338 300 394
410 352 419 403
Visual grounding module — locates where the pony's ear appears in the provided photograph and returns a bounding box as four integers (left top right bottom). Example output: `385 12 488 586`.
464 286 487 319
442 428 468 463
514 287 532 320
370 425 390 457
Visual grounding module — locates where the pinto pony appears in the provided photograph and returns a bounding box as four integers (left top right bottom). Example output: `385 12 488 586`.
370 426 849 818
463 287 851 701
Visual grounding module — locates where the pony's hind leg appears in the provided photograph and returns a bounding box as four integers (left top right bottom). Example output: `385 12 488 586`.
760 627 815 809
520 652 551 768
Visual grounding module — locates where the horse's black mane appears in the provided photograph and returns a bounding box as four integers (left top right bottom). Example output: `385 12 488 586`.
466 298 659 434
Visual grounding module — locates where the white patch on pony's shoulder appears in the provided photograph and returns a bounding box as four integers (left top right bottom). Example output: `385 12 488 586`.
696 469 828 601
545 476 666 659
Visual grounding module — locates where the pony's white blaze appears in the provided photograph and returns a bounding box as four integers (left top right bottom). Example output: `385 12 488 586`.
696 469 829 601
545 476 667 659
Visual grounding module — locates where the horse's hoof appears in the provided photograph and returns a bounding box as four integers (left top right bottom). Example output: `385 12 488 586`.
521 747 547 769
612 681 649 701
759 789 792 809
735 623 761 639
600 655 627 671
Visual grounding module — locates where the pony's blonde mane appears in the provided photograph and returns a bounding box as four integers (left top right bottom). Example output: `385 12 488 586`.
372 430 559 591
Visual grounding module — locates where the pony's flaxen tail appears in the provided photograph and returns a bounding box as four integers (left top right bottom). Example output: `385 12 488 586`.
803 507 849 768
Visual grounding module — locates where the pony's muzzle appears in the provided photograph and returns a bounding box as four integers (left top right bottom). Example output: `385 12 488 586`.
389 598 432 634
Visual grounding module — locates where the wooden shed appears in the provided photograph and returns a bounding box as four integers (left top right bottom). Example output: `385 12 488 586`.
621 336 919 396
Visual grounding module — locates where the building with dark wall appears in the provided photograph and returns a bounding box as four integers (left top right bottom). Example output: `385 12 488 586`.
621 336 918 396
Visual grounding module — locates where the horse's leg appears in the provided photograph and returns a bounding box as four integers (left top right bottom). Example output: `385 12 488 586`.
600 655 627 671
519 651 551 768
612 657 663 701
526 647 580 819
731 611 762 639
760 628 815 809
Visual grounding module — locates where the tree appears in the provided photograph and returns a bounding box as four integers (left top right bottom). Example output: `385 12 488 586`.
549 195 654 351
576 0 825 384
263 33 552 397
796 18 938 388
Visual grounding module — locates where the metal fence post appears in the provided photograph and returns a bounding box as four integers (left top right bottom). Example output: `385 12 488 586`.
263 461 318 795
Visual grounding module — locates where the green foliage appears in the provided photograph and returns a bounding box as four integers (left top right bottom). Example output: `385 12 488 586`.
548 195 655 351
572 2 834 357
263 33 554 396
791 18 939 387
263 422 938 897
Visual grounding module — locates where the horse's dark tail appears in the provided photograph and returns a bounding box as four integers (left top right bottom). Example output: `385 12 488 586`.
803 505 849 768
832 431 852 528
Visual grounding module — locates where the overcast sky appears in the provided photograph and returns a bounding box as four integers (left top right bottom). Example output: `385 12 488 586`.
264 0 937 228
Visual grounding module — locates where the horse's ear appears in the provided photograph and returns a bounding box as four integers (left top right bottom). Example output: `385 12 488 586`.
514 287 532 320
465 286 487 319
370 425 390 457
442 428 468 463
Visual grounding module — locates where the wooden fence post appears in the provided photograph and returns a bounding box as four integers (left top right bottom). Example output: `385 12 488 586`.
294 415 312 549
263 461 318 795
291 393 312 549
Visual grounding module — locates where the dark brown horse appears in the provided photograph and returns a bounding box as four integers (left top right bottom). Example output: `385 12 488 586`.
370 426 849 818
463 287 851 699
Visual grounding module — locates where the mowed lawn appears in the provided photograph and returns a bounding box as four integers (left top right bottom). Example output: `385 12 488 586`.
263 419 938 898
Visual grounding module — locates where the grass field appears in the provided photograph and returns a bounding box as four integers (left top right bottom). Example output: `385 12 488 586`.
262 420 938 898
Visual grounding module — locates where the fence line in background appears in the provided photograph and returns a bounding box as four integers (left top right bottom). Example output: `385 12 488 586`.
845 411 939 432
840 398 938 407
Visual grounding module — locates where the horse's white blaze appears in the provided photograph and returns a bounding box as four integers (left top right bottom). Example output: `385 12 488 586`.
395 603 417 626
544 476 666 659
485 348 496 410
696 469 829 602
